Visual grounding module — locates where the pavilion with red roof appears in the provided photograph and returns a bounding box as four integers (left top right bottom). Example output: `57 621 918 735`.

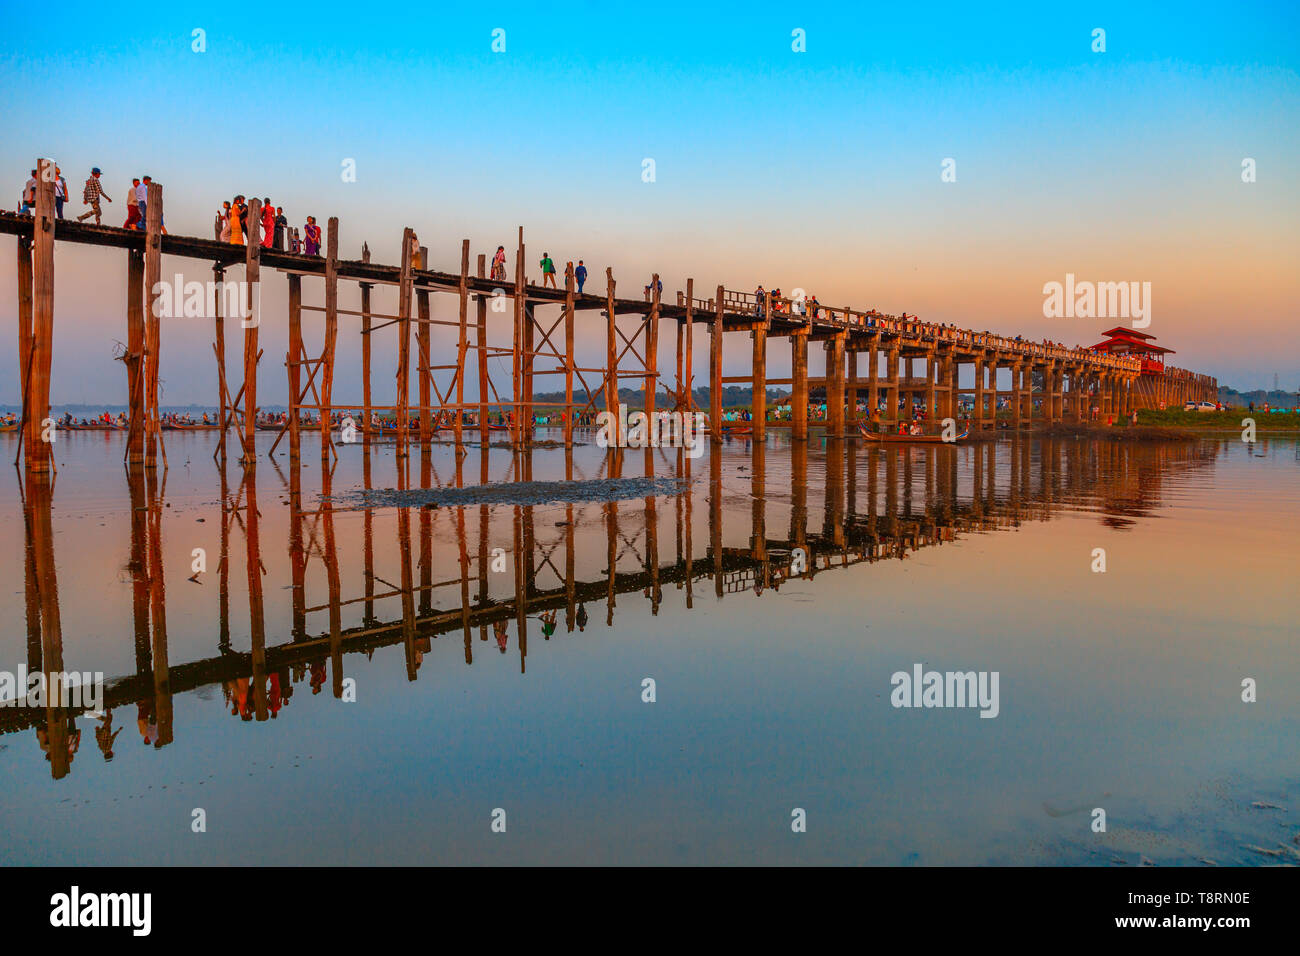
1088 327 1173 376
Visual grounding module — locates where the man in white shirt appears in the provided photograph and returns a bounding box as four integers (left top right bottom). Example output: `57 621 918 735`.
135 176 151 229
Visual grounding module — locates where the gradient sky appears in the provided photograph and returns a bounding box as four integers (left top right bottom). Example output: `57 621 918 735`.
1 0 1296 405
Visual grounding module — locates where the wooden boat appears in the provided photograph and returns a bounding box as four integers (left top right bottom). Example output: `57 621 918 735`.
859 423 969 443
163 422 221 431
0 423 18 433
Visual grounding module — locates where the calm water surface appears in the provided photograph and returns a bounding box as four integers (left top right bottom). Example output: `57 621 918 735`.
1 431 1296 865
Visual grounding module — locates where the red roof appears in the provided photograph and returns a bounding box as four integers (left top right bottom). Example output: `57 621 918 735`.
1100 326 1156 339
1090 339 1174 354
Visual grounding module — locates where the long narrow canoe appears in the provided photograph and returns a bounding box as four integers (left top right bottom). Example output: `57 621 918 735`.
859 423 969 443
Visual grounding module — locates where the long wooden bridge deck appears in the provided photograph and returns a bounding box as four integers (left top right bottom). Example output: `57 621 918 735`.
2 161 1216 480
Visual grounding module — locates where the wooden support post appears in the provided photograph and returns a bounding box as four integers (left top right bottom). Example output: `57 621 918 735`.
125 248 145 464
711 285 723 442
974 354 985 427
457 239 470 446
513 227 525 444
684 278 694 417
605 268 619 434
476 254 489 440
924 347 937 423
17 232 35 464
320 217 339 458
886 345 900 424
646 273 660 423
752 289 768 441
143 180 164 469
1012 360 1024 426
395 227 415 458
826 331 845 437
563 261 574 446
791 332 809 441
417 246 431 444
241 197 261 464
846 349 859 427
287 274 302 459
360 245 372 438
212 263 227 456
866 335 879 426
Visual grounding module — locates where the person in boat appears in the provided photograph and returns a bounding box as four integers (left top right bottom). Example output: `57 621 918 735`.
909 422 922 436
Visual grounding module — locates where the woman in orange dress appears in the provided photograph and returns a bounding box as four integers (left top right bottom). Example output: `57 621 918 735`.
229 195 244 244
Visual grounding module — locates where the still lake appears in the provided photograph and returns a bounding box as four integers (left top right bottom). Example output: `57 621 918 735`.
1 431 1296 865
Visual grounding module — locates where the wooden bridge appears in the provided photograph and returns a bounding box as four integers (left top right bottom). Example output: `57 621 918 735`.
3 158 1218 478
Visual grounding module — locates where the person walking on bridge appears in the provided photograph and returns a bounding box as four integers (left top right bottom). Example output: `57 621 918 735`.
123 177 142 229
134 176 151 229
304 216 322 255
575 260 587 294
540 252 557 288
491 245 507 281
76 168 111 223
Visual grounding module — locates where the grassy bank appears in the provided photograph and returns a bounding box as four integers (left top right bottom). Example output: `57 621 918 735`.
1131 408 1300 431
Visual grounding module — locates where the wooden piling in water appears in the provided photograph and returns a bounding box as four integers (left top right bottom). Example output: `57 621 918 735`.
564 261 575 447
125 248 145 464
320 218 339 458
395 228 415 457
647 274 660 423
417 245 431 445
457 240 470 446
240 197 261 464
792 331 809 441
711 285 723 442
476 254 489 441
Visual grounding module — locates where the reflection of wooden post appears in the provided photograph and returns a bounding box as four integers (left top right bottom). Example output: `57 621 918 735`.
513 505 528 670
476 254 489 441
419 450 433 615
127 465 153 669
241 198 261 464
26 475 68 775
750 439 766 562
565 447 576 629
146 468 173 744
244 466 268 720
144 181 164 468
395 228 415 458
288 455 306 640
320 218 339 457
711 285 724 442
605 500 618 626
709 448 723 597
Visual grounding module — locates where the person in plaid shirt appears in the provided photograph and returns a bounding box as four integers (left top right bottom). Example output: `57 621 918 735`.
76 167 112 223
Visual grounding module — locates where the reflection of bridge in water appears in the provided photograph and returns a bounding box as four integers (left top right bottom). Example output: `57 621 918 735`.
9 433 1221 777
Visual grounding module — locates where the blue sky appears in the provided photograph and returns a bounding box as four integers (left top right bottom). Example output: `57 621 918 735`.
0 0 1296 402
